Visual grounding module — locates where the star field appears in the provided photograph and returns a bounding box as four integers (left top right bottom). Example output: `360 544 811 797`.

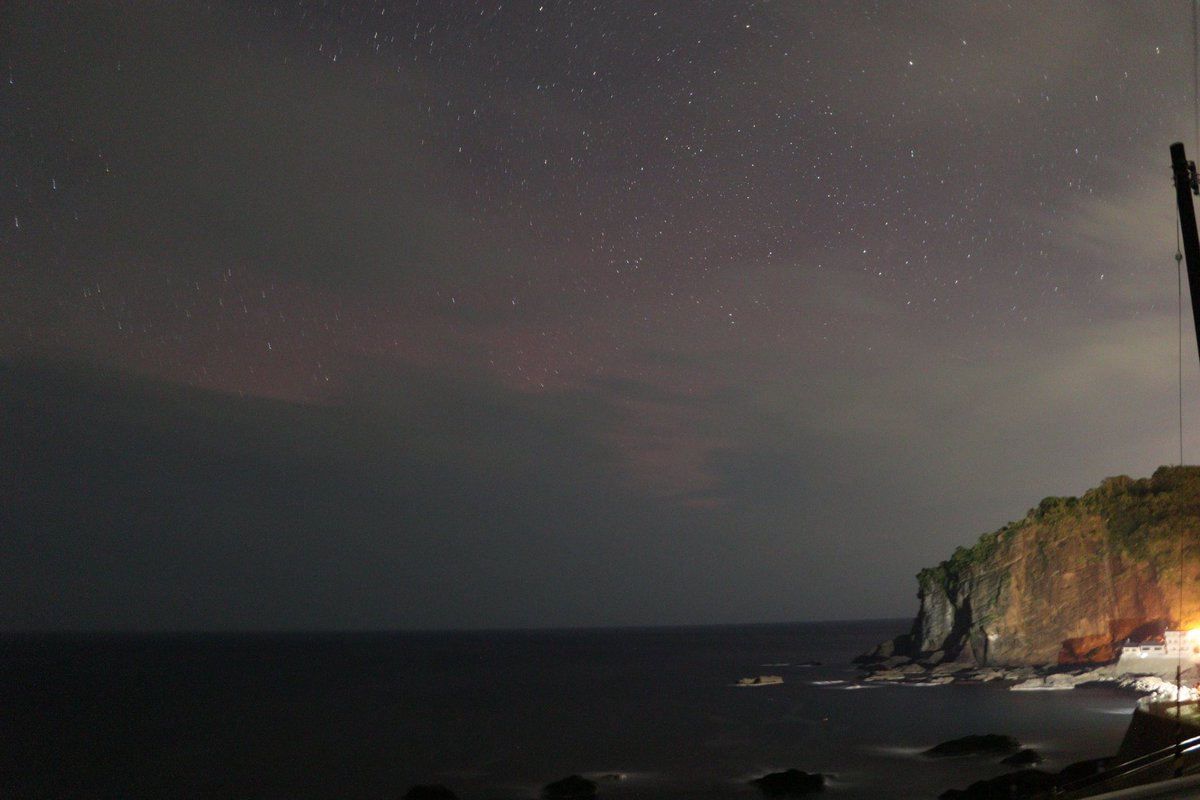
3 1 1200 628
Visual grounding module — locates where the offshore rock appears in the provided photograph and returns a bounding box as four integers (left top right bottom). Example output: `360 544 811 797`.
852 633 913 665
749 769 825 795
882 467 1200 667
924 734 1020 758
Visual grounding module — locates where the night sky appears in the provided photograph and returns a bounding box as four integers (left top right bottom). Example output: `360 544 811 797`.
4 2 1200 630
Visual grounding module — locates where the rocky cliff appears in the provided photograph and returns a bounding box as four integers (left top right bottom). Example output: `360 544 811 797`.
894 466 1200 667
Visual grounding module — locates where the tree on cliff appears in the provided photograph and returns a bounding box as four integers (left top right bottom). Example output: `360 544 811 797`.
905 466 1200 666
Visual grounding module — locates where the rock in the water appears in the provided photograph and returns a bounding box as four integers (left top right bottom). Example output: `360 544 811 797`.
1001 749 1043 767
543 775 598 798
404 786 458 800
924 734 1020 758
939 769 1055 799
854 633 914 664
749 769 825 795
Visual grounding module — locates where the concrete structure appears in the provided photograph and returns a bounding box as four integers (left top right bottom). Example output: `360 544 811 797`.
1114 631 1200 676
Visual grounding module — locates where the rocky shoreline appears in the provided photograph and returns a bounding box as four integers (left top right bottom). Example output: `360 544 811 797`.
848 647 1200 798
855 649 1200 701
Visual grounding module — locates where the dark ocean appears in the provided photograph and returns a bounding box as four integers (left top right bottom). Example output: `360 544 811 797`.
1 620 1135 799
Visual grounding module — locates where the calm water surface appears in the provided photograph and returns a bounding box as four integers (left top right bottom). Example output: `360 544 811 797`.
0 620 1136 798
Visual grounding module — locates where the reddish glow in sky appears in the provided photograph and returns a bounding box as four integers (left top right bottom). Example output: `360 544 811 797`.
4 2 1200 629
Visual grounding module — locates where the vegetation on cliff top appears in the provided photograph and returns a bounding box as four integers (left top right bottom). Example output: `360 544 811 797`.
1087 467 1200 559
919 466 1200 588
918 519 1026 591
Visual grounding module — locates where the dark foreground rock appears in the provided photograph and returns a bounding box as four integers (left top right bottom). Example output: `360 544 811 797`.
939 769 1055 799
404 786 458 800
941 754 1116 798
749 769 825 795
1001 748 1043 767
1055 757 1112 786
543 775 598 798
924 734 1020 758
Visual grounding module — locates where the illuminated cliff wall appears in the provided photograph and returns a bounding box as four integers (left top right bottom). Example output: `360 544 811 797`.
908 466 1200 666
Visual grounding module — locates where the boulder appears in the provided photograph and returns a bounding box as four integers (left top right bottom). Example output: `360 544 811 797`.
853 634 913 664
543 775 598 799
749 769 825 795
924 734 1020 758
852 642 892 664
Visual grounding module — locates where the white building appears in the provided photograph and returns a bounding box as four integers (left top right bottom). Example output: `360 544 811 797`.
1118 630 1200 662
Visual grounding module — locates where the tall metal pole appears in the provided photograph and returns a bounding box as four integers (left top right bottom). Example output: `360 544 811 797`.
1170 142 1200 371
1170 141 1200 778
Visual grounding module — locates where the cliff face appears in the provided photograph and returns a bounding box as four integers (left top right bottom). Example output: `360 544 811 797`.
904 466 1200 667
